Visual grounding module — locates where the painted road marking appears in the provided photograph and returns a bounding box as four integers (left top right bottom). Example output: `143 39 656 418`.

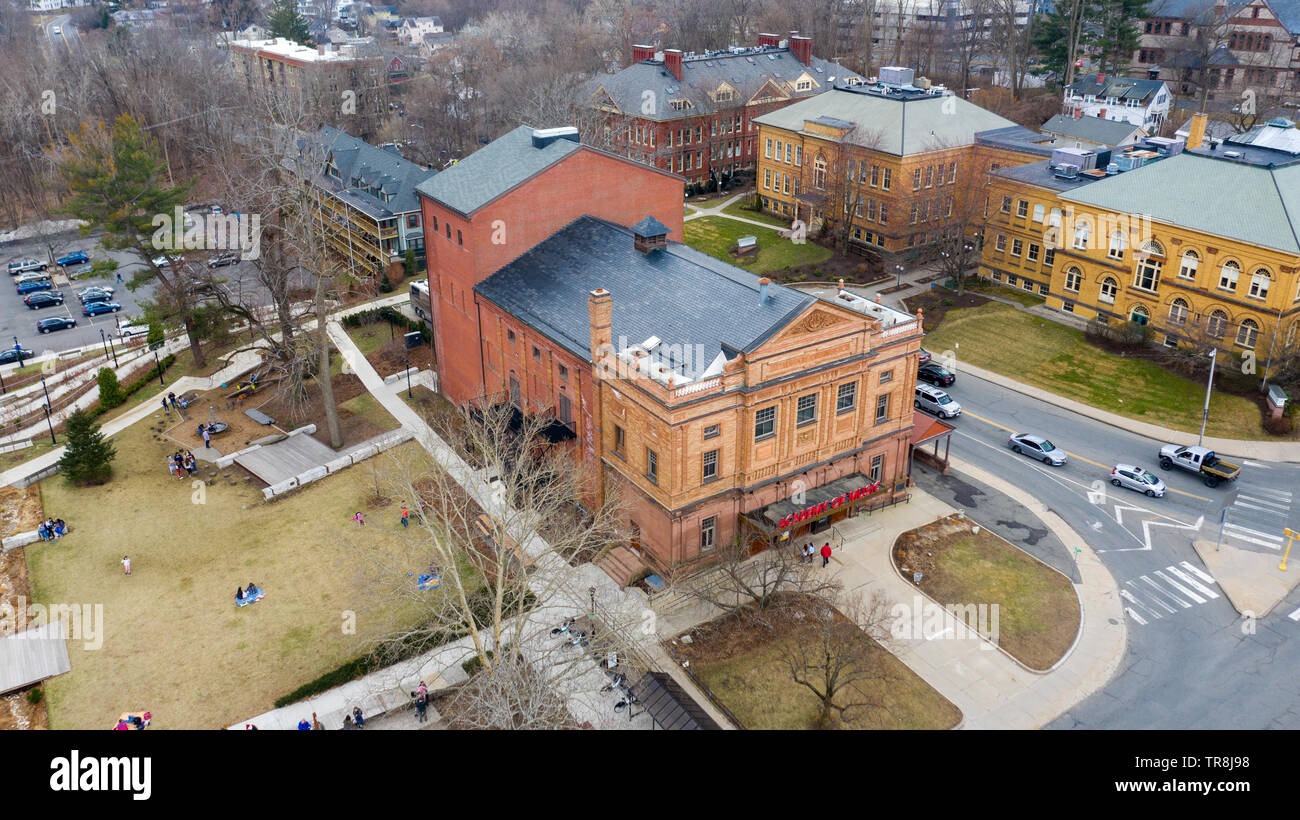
1242 460 1272 469
1180 562 1216 584
1235 500 1289 514
1237 494 1290 511
1288 607 1300 622
1121 589 1162 620
1243 486 1291 502
1140 575 1190 609
1155 569 1205 604
1166 566 1218 599
1222 522 1285 549
1125 607 1148 626
1132 578 1178 612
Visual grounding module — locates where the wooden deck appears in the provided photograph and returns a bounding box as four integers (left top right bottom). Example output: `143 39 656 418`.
0 621 72 695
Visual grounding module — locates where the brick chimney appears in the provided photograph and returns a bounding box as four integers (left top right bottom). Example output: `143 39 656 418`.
1096 72 1105 84
1186 111 1208 150
1073 107 1082 119
789 35 812 66
588 288 614 371
663 48 683 81
631 44 655 63
758 32 781 48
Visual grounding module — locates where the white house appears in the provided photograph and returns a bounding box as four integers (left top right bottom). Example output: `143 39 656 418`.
1062 72 1172 132
397 16 443 46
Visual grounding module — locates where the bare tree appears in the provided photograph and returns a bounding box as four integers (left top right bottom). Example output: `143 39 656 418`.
685 531 842 613
768 590 901 728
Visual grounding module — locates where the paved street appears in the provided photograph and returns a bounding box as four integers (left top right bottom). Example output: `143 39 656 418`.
929 365 1300 728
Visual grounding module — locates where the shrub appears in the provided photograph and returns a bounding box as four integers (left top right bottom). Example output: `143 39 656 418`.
26 687 43 705
96 367 125 409
1264 415 1293 436
942 298 955 306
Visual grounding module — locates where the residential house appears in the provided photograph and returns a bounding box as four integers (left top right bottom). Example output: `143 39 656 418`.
1062 73 1173 132
397 16 443 47
583 34 866 186
1040 113 1148 148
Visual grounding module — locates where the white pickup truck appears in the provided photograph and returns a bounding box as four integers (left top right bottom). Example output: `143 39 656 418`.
1157 444 1240 488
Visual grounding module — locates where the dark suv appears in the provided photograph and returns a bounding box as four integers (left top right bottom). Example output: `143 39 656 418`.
37 317 77 333
25 291 64 309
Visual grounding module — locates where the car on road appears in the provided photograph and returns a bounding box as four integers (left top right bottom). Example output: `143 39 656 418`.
56 250 90 267
82 301 122 316
0 347 35 365
1008 433 1068 466
77 286 115 303
118 321 149 339
16 278 53 295
37 317 76 334
1157 444 1240 488
1110 464 1166 498
51 24 61 35
152 254 184 268
915 384 962 418
8 259 46 276
207 251 240 268
918 347 932 365
24 291 64 309
917 362 956 387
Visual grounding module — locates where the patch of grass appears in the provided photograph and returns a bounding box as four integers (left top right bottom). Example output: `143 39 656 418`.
338 391 400 433
897 519 1079 670
684 217 832 274
926 303 1261 438
720 200 790 228
966 280 1046 307
689 609 961 730
345 324 393 358
27 424 461 729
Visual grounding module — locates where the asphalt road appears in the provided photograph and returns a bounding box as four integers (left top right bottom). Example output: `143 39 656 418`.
926 367 1300 728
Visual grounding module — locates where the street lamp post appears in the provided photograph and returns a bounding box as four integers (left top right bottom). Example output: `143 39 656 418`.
153 347 165 387
895 263 904 290
12 335 24 369
41 403 55 445
1198 348 1217 447
40 374 51 408
588 585 597 639
99 328 112 365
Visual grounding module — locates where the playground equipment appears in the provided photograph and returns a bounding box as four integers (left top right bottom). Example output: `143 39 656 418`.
203 404 230 436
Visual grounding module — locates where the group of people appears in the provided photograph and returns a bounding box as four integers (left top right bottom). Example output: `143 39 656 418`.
113 712 151 730
412 683 429 723
297 706 366 730
37 518 68 540
167 450 198 479
235 583 263 604
799 542 833 567
161 392 188 415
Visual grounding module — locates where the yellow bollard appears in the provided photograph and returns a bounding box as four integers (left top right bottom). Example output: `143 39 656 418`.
1281 528 1297 572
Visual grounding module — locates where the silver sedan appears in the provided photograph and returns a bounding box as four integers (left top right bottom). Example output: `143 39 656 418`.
1008 433 1068 466
1110 464 1167 498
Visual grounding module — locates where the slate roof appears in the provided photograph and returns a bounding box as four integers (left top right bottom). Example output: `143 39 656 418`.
1267 0 1300 31
585 46 863 122
474 216 816 379
1064 74 1167 103
1041 114 1146 146
414 125 585 216
755 86 1022 156
630 215 669 237
1059 152 1300 254
299 126 436 219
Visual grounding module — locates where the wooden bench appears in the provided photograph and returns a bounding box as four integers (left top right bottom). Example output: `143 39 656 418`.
245 408 275 426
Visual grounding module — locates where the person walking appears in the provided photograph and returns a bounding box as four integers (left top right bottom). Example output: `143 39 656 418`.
161 397 170 416
167 392 177 411
202 425 211 449
400 504 409 529
352 706 365 729
352 511 365 527
116 271 123 284
414 690 428 724
820 542 832 568
121 555 132 575
312 712 323 731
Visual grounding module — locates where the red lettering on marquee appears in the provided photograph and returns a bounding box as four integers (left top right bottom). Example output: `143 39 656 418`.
775 483 884 529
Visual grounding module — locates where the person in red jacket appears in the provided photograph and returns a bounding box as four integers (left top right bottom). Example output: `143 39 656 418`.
820 542 832 567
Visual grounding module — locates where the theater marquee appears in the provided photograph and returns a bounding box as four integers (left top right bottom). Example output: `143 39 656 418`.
777 482 881 529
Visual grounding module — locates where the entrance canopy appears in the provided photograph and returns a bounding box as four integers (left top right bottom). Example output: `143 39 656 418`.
755 472 879 531
631 672 721 730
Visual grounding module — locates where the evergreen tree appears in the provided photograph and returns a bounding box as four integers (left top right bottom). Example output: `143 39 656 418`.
58 410 117 486
97 367 125 409
404 247 416 280
266 0 311 45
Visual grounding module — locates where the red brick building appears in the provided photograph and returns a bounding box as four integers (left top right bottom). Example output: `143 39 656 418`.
583 34 866 186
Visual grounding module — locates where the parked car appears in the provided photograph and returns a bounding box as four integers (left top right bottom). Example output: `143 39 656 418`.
917 362 956 387
25 291 64 309
77 288 115 304
1008 433 1068 466
16 278 53 295
15 270 51 284
1110 464 1166 498
1157 444 1240 488
207 251 241 268
77 285 114 301
211 205 224 214
915 384 962 419
51 24 61 35
0 347 35 364
7 259 46 276
83 301 122 316
918 347 932 365
118 321 149 339
56 250 90 267
151 254 184 268
37 317 77 333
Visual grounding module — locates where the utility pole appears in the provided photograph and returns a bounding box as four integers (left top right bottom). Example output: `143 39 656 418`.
1198 348 1217 447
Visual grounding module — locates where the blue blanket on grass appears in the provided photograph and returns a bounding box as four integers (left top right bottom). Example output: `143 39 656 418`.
236 589 265 607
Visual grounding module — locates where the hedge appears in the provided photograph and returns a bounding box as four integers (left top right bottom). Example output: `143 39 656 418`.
342 305 430 343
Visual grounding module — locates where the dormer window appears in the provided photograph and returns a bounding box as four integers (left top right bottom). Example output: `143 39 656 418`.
669 98 693 111
715 87 734 102
795 78 813 91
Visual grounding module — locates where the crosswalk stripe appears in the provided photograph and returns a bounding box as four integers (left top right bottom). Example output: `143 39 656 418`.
1234 500 1289 514
1241 486 1291 502
1125 607 1148 626
1166 566 1218 599
1223 522 1286 543
1180 562 1217 584
1221 530 1283 551
1237 495 1290 512
1121 589 1163 619
1139 576 1188 609
1156 570 1205 604
1289 607 1300 622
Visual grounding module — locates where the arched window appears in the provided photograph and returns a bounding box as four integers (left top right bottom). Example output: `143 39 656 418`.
1133 245 1164 292
1169 298 1189 325
1130 305 1150 324
1218 260 1240 291
813 154 827 190
1248 268 1271 300
1099 276 1118 304
1178 250 1199 280
1207 309 1229 338
1064 266 1082 292
1237 318 1260 348
1073 220 1091 250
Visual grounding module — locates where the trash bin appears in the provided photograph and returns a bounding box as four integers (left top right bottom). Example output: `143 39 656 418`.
403 331 422 350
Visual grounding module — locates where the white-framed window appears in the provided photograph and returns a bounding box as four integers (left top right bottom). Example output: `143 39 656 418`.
1017 199 1029 218
1207 310 1229 338
754 406 776 440
1011 238 1024 257
1032 203 1045 223
1178 250 1199 279
881 168 891 191
1073 221 1090 250
869 454 884 482
702 449 718 481
1064 267 1082 292
836 381 857 413
1108 231 1126 260
700 516 716 551
794 145 802 166
870 165 879 187
1169 298 1189 325
785 143 792 163
765 138 773 158
764 168 772 189
1099 276 1118 304
914 167 923 190
1049 207 1062 227
1028 243 1040 262
796 393 818 427
1237 318 1260 348
1133 246 1163 292
1219 260 1240 291
995 234 1007 252
813 155 826 189
1249 268 1271 299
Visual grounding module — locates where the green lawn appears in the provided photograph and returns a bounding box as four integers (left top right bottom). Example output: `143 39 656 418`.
28 425 471 729
720 200 791 229
684 217 833 274
346 323 395 357
896 517 1079 671
966 280 1046 308
926 303 1263 438
339 391 401 433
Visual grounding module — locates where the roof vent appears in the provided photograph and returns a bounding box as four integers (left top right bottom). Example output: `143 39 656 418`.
531 127 580 149
1223 150 1243 158
631 215 670 253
